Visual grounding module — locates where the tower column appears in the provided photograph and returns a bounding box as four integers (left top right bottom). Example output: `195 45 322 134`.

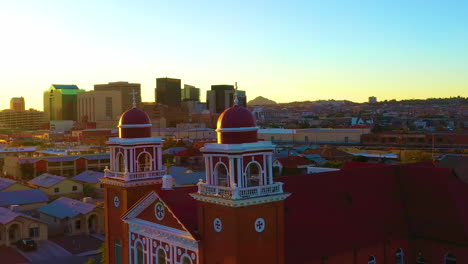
237 157 242 188
205 157 211 185
229 158 235 187
268 154 273 184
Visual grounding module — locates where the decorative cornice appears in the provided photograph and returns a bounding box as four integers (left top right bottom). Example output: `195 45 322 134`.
122 192 157 220
99 177 162 187
118 124 152 128
190 193 291 207
128 220 198 250
201 141 275 154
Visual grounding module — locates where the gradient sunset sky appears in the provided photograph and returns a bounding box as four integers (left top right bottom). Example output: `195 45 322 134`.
0 0 467 110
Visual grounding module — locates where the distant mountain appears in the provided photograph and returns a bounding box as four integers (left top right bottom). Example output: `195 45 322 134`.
248 96 277 106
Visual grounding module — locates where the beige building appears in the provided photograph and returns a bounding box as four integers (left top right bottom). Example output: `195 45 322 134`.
258 128 371 144
0 189 49 212
28 174 83 197
94 81 140 112
0 177 31 192
0 109 46 130
0 207 48 246
37 197 104 236
77 90 122 129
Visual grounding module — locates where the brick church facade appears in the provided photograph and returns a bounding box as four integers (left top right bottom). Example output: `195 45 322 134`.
102 103 468 264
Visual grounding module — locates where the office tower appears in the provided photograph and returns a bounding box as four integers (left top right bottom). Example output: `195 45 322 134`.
77 90 122 128
207 85 235 113
369 96 377 104
43 84 85 121
10 97 25 111
155 78 181 107
182 84 200 102
236 90 247 108
0 109 46 130
94 81 141 112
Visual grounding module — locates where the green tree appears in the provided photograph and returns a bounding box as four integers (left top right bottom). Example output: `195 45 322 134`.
100 243 106 264
83 184 96 198
352 155 368 162
19 162 35 180
84 258 96 264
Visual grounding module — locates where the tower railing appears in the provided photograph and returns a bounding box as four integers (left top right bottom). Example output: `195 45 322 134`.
197 181 284 200
104 168 165 181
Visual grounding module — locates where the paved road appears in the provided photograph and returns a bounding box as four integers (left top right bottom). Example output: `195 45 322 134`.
16 240 72 262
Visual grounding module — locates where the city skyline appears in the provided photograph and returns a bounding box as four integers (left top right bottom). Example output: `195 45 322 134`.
1 0 468 110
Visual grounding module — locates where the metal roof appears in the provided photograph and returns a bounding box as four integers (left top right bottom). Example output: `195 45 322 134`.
19 153 110 164
0 189 49 206
72 170 104 183
37 197 95 219
28 174 66 188
0 207 48 225
0 177 16 190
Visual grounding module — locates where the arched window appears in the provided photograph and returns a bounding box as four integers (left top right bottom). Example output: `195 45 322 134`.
416 256 427 264
138 152 152 172
368 256 376 264
117 153 125 172
445 253 456 264
157 248 166 264
136 242 144 264
245 162 261 187
182 255 192 264
214 163 228 187
395 248 404 264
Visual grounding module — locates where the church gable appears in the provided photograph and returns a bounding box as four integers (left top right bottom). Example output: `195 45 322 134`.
122 191 191 235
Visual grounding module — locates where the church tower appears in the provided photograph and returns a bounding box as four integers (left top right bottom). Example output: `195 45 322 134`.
101 106 165 264
192 100 290 264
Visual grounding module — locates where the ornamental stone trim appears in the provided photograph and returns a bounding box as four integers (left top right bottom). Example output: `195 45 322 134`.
190 193 291 207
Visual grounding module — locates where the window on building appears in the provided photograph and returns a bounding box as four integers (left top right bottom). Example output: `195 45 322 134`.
437 137 443 143
29 227 40 238
418 138 424 143
115 240 122 264
445 253 456 264
157 248 166 264
182 256 192 264
54 187 59 193
100 184 104 188
138 152 152 172
395 248 404 264
416 256 427 264
368 256 376 264
105 97 113 120
136 242 144 264
75 220 81 230
246 163 261 187
72 186 77 191
215 163 228 187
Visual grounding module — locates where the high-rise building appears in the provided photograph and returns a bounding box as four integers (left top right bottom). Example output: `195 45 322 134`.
10 97 25 111
182 84 200 102
77 90 122 128
208 84 235 113
369 96 377 104
155 78 181 107
43 84 85 121
94 82 141 113
236 90 247 108
0 109 46 130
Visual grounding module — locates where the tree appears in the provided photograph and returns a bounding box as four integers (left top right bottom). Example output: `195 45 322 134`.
100 243 106 264
83 184 96 198
84 258 96 264
352 155 368 162
19 162 35 180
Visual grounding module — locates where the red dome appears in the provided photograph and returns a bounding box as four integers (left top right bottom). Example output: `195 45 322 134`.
216 106 258 144
119 108 151 125
118 108 152 138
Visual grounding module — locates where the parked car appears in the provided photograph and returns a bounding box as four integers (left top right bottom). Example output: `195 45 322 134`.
15 239 37 251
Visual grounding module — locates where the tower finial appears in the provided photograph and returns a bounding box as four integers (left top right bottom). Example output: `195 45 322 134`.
234 82 239 106
131 89 138 108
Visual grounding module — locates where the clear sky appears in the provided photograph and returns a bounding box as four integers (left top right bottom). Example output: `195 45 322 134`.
0 0 467 110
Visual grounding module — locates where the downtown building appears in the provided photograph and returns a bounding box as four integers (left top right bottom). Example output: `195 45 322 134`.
94 82 141 113
43 84 85 121
100 102 468 264
155 78 182 108
77 90 123 128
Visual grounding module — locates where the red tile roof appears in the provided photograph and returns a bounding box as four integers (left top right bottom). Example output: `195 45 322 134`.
277 164 468 263
175 148 202 157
